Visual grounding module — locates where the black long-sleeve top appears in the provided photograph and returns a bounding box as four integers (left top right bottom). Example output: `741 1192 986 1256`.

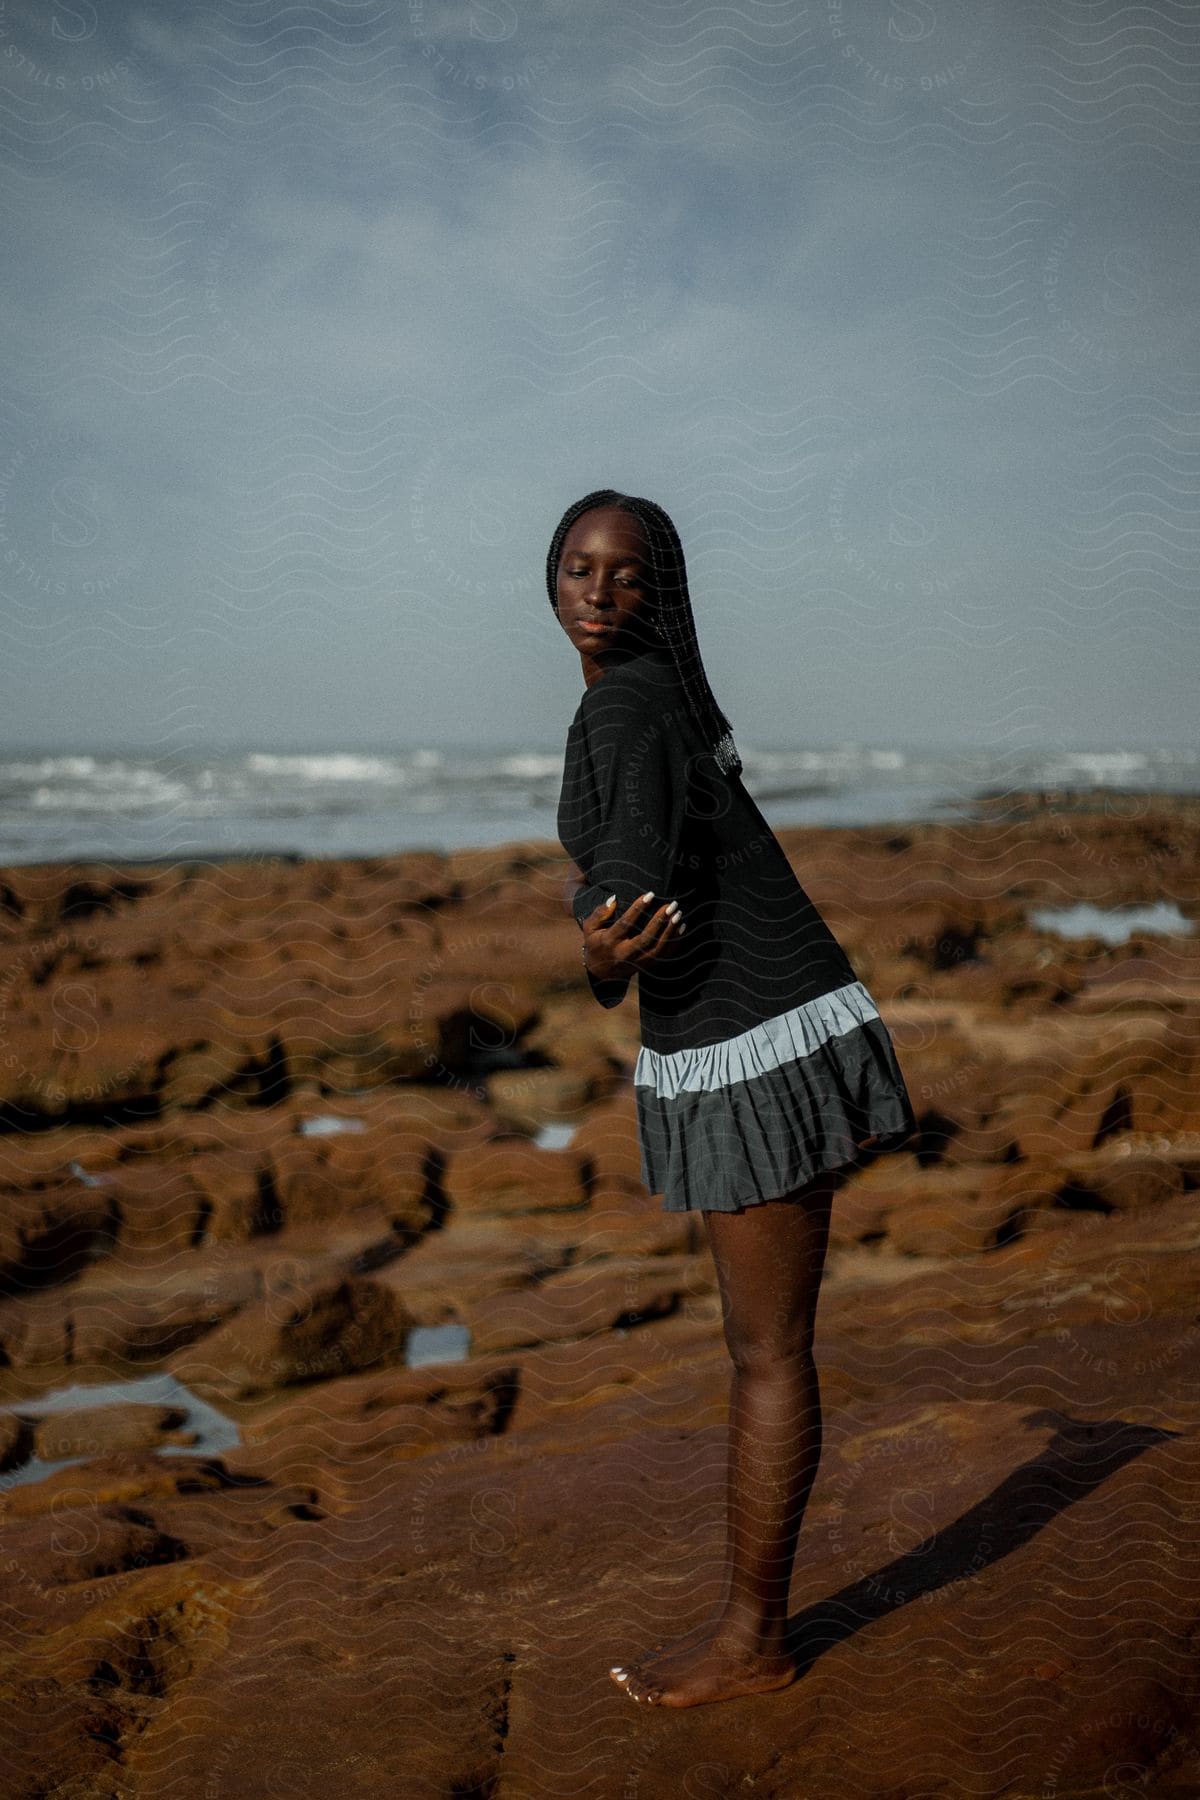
556 645 858 1058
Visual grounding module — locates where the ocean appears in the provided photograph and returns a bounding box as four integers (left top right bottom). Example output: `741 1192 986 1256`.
0 742 1196 867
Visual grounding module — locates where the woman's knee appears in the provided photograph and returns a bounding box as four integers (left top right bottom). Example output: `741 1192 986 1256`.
725 1315 817 1371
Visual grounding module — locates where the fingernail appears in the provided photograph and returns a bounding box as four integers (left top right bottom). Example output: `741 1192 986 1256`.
606 895 616 906
642 892 654 902
678 923 686 934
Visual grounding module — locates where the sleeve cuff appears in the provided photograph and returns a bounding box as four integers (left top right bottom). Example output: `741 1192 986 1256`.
572 880 654 929
572 881 633 1007
572 882 609 929
586 964 632 1008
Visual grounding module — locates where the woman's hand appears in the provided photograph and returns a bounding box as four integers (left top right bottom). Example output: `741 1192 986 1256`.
581 891 685 982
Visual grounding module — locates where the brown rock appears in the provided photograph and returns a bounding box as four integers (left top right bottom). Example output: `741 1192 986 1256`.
443 1135 589 1214
33 1402 197 1462
235 1361 518 1478
886 1191 1028 1257
2 803 1200 1795
464 1254 695 1354
1079 1151 1187 1214
567 1092 644 1196
0 1185 116 1291
0 1406 35 1472
485 1066 591 1133
64 1264 258 1365
0 1497 188 1586
167 1275 415 1399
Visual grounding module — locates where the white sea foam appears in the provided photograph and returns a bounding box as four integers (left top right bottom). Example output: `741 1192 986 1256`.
0 741 1194 865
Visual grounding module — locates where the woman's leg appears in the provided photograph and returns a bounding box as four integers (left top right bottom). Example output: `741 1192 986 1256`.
610 1163 838 1707
706 1166 836 1645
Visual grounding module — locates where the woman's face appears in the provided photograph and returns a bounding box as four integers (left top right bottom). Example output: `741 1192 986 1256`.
556 506 657 663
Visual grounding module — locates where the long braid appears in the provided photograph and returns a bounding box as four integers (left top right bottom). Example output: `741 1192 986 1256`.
546 488 743 779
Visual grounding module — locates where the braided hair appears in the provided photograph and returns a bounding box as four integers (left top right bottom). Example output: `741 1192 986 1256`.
545 488 743 779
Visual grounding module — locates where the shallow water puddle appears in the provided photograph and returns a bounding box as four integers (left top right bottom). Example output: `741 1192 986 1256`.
1 1370 240 1491
533 1122 578 1149
405 1323 472 1368
1028 900 1194 944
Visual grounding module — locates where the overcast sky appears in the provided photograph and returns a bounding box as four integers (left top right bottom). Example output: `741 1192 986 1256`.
1 0 1197 756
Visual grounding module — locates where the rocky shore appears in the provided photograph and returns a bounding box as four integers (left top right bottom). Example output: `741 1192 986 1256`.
2 788 1199 1798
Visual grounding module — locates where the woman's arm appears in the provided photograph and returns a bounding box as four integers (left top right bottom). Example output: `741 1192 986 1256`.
570 676 689 1006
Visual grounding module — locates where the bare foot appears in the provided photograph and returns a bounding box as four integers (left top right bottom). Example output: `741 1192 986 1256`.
610 1623 796 1709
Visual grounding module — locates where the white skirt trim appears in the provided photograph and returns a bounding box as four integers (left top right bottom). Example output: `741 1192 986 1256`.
633 978 882 1103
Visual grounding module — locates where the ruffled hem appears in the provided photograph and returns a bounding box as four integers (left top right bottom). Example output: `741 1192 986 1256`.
635 1003 918 1214
634 979 884 1098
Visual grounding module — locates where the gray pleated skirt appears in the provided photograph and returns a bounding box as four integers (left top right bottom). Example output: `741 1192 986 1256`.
634 978 918 1213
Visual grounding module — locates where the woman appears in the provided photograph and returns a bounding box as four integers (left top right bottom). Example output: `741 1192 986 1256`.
552 489 918 1709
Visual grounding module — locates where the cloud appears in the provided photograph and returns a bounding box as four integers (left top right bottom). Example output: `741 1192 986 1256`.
0 0 1196 753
